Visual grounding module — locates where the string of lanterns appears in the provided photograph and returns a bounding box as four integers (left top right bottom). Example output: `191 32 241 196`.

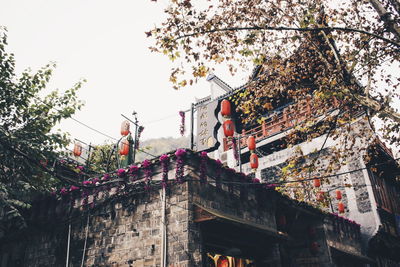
221 99 259 173
313 178 345 214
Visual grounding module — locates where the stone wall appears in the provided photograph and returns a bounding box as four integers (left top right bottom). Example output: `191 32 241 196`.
0 182 192 267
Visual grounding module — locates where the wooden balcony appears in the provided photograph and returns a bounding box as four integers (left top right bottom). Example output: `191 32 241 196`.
223 97 339 151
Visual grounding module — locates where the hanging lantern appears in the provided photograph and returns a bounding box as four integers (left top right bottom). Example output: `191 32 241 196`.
247 135 256 151
336 190 342 200
221 99 232 118
217 256 229 267
338 202 345 213
250 153 259 170
313 178 321 188
223 119 235 137
120 120 130 136
73 142 82 157
119 139 129 156
316 191 325 202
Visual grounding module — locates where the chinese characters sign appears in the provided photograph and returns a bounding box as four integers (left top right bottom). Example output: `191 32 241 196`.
196 100 219 151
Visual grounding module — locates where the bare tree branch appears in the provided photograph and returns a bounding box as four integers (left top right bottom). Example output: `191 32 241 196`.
174 25 400 48
369 0 400 40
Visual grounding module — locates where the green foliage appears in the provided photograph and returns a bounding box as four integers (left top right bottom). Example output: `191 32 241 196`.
89 142 118 173
0 28 84 233
88 136 189 171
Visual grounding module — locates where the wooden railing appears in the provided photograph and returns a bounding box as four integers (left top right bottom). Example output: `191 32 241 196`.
223 97 339 151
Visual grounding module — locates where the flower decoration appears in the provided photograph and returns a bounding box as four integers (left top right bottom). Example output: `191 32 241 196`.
129 165 139 182
60 187 68 195
117 168 126 178
70 185 79 191
102 174 110 181
160 154 170 188
77 165 84 171
142 159 152 191
175 149 186 184
82 180 92 185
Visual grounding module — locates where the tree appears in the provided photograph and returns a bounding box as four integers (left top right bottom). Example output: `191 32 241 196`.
148 0 400 204
148 0 400 145
0 28 84 233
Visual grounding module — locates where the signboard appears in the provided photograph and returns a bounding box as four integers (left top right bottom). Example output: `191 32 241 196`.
196 100 220 152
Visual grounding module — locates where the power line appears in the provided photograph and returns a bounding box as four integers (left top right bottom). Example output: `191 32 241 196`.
70 118 117 141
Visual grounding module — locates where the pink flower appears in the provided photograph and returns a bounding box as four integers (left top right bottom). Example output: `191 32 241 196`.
102 174 110 181
70 185 79 191
60 187 68 195
201 151 208 157
175 148 186 157
160 154 169 162
82 180 92 185
142 159 151 168
129 165 139 173
117 168 126 177
77 165 84 171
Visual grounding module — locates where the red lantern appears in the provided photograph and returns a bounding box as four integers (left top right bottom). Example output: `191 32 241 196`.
247 135 256 151
121 120 130 136
336 190 342 200
223 119 235 137
73 143 82 157
217 257 229 267
221 99 231 118
250 153 259 170
338 202 345 213
316 191 325 201
119 139 129 156
313 178 321 188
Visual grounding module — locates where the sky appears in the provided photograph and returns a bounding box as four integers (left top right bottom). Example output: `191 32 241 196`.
0 0 247 147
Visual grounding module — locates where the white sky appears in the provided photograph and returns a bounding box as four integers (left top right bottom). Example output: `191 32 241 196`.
0 0 247 146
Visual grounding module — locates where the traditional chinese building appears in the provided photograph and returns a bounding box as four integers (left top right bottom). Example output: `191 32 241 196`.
198 64 400 265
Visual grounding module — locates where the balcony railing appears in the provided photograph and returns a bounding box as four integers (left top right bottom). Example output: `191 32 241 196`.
223 96 339 151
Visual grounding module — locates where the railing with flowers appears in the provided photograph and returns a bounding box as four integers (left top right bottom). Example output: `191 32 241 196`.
50 149 270 213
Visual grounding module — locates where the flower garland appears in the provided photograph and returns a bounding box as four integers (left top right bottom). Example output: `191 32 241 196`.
175 149 186 184
160 154 170 188
129 165 139 182
179 111 185 136
142 159 152 191
200 151 208 184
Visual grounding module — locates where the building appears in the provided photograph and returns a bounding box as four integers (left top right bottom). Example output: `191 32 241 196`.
0 151 372 266
197 55 400 265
